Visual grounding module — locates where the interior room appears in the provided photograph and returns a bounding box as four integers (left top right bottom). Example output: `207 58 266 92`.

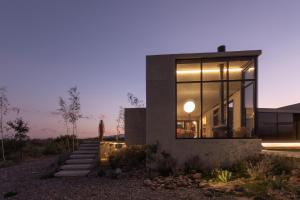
176 58 256 138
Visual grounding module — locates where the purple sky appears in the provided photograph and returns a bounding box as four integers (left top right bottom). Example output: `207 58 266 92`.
1 0 300 138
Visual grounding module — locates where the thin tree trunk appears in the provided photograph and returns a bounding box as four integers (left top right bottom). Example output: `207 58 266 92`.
72 123 75 152
65 120 70 152
0 105 5 161
75 122 79 149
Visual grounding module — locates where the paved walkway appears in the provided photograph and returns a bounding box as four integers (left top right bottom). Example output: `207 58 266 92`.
262 149 300 159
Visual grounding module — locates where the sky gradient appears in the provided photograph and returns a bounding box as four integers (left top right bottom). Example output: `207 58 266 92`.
1 0 300 138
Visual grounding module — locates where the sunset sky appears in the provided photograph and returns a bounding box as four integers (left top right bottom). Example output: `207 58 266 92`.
1 0 300 138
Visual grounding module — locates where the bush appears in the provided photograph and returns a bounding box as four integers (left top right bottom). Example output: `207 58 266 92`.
184 155 203 174
271 156 298 175
108 145 146 170
43 140 68 155
40 153 70 179
156 151 177 176
212 169 232 183
246 156 273 180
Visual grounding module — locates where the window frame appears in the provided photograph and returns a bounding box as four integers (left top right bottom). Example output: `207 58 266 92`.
175 56 258 139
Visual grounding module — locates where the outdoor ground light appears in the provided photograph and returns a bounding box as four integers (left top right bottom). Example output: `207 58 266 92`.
184 101 195 113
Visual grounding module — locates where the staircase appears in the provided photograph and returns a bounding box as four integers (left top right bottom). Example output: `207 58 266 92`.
55 140 99 177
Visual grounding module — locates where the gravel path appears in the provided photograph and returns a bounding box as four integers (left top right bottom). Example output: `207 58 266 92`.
0 157 237 200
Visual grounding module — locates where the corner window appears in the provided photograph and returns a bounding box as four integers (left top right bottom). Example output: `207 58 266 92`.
176 58 257 139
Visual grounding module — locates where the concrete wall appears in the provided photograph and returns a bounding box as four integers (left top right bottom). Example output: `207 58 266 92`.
125 108 146 145
146 54 262 168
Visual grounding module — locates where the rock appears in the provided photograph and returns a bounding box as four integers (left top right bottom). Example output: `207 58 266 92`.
203 190 213 197
115 168 122 175
291 169 300 176
198 180 209 188
289 175 299 183
192 173 202 180
164 183 176 190
143 179 152 186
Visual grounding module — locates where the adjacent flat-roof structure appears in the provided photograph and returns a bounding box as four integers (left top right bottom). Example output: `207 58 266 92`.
125 46 262 167
258 103 300 140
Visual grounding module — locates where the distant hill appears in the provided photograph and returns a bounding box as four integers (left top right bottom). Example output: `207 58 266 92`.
103 134 125 141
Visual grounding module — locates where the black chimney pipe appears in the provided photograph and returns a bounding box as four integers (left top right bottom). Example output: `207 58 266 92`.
218 45 226 52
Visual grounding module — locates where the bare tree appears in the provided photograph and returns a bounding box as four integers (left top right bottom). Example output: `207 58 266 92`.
0 87 9 161
58 97 70 151
116 106 124 141
68 87 81 151
127 92 145 107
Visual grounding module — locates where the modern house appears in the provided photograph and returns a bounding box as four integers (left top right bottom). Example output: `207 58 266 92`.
125 46 263 167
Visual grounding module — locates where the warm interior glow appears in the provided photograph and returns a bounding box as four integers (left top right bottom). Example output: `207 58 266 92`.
184 101 195 113
202 116 206 125
176 67 254 74
262 142 300 148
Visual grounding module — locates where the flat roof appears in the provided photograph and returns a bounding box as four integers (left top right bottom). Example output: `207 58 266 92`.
147 50 262 59
258 108 300 114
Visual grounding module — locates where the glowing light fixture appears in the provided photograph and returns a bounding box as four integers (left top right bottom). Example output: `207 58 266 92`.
184 101 195 113
262 142 300 149
176 67 254 74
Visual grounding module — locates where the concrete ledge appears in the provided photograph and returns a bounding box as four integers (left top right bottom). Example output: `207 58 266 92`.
157 139 262 168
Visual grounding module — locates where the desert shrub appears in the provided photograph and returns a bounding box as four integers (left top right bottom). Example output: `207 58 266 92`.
0 160 15 168
3 191 18 198
156 151 177 176
242 180 271 198
108 145 147 170
23 143 44 157
43 140 68 155
246 155 273 180
40 153 70 179
184 155 203 174
212 169 232 183
271 156 298 175
230 159 248 178
268 175 288 190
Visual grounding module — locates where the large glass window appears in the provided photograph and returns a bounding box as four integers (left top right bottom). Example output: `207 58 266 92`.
176 57 257 139
176 83 201 138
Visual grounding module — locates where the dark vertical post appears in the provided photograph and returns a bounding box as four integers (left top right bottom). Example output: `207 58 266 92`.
254 57 258 138
226 61 230 138
220 63 225 125
200 60 203 138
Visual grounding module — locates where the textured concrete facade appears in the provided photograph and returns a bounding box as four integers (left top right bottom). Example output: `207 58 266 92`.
146 53 262 168
125 108 146 145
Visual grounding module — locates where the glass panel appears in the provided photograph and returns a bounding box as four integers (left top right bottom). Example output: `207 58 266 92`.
244 82 254 137
176 62 201 82
202 61 227 81
176 83 201 138
245 60 255 79
229 59 254 80
228 81 243 137
202 82 227 138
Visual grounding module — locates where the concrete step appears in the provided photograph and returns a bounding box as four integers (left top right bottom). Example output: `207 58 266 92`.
82 141 98 144
79 147 98 150
80 144 98 147
55 170 90 177
70 154 96 159
73 150 98 154
60 164 93 170
65 159 94 164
